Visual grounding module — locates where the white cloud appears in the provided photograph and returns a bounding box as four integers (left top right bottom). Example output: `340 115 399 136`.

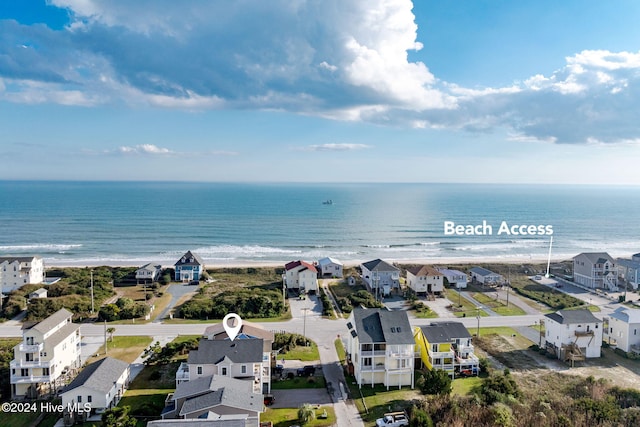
117 144 172 155
303 143 371 152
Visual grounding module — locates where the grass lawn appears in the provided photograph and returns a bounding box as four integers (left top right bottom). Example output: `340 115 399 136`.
346 378 420 426
272 375 326 390
451 375 483 396
261 406 336 427
447 290 489 318
281 341 320 361
335 338 346 364
118 388 172 426
86 335 153 364
471 292 526 316
411 302 439 318
510 276 587 311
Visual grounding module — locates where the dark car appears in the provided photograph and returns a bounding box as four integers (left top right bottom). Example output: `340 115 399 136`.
188 280 199 286
264 394 275 406
296 365 316 376
273 364 284 375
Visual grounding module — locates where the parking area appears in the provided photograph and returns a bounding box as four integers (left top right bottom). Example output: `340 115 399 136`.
288 292 323 319
269 388 332 408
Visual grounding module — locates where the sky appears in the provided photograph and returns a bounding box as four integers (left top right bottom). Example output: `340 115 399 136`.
1 0 640 184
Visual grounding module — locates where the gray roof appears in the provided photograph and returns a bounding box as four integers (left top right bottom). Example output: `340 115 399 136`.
545 309 602 325
175 251 205 267
420 322 472 343
573 252 614 265
63 357 129 394
46 322 80 349
351 308 413 345
149 420 245 427
188 338 263 365
617 258 640 270
32 308 74 334
469 267 500 277
0 256 41 263
175 376 261 417
361 259 399 272
610 307 640 324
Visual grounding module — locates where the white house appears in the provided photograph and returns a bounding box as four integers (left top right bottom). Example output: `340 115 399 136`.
61 357 130 420
406 265 444 295
360 259 400 297
29 288 48 300
11 308 81 399
543 309 603 363
573 252 618 290
175 337 269 394
136 263 163 284
317 257 343 278
162 375 262 426
175 251 205 282
436 268 469 289
606 307 640 355
469 267 503 286
1 256 45 293
283 260 318 293
414 322 479 377
617 254 640 291
346 308 414 389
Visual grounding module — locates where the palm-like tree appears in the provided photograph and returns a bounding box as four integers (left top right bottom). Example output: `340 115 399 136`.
297 403 316 425
107 327 116 342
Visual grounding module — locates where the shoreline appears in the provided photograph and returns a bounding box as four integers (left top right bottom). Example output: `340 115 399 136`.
45 255 571 269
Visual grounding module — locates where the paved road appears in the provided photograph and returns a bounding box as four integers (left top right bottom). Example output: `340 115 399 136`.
152 282 198 322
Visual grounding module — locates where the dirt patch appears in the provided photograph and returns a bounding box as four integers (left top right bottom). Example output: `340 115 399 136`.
475 334 542 370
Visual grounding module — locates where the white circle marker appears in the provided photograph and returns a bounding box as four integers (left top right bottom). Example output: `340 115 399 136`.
222 313 243 341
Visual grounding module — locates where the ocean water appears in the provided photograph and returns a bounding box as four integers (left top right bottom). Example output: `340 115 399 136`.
1 181 639 266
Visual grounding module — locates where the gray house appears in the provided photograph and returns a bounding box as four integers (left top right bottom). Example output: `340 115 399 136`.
573 252 617 290
469 267 503 285
617 253 640 290
360 259 400 296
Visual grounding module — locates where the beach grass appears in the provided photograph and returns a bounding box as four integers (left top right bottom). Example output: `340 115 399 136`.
447 290 490 317
471 292 526 316
86 335 152 364
346 378 419 426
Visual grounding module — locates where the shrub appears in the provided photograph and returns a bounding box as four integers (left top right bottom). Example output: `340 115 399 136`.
417 369 452 395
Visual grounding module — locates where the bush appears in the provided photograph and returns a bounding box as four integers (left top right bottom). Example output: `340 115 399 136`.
417 369 452 395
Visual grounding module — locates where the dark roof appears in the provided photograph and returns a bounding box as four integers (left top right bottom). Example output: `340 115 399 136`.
351 308 413 345
361 259 399 272
174 376 261 417
148 420 245 427
284 260 317 272
469 267 500 277
0 256 41 263
420 322 472 343
545 309 602 325
175 251 205 267
407 265 441 277
32 308 73 334
63 357 129 394
188 339 263 365
573 252 614 265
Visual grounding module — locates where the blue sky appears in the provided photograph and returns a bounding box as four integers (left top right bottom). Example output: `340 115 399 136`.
1 0 639 184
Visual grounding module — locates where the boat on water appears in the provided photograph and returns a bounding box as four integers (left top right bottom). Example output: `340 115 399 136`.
322 199 333 205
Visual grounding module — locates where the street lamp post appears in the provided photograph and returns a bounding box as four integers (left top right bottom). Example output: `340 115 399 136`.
90 269 95 314
476 306 481 337
302 308 309 344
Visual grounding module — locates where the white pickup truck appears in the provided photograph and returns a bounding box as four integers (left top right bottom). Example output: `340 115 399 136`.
375 412 409 427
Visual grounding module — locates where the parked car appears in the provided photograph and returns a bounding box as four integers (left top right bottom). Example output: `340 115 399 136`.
375 412 409 427
188 280 199 286
264 394 275 406
296 365 316 376
273 364 284 375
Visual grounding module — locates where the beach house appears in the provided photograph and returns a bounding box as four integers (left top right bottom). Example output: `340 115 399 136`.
414 322 479 377
175 251 205 282
616 253 640 291
346 307 414 389
1 255 45 293
162 375 262 425
60 357 130 420
542 309 603 364
28 288 48 300
11 308 81 399
606 307 640 356
360 259 400 297
317 257 343 278
136 263 163 284
175 337 269 394
572 252 617 290
283 260 318 293
436 268 469 289
406 265 444 296
469 267 503 286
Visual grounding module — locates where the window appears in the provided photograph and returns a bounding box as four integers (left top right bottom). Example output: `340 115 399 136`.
77 396 82 403
88 395 92 403
396 359 407 369
26 353 34 362
42 368 49 376
21 369 29 377
362 357 372 366
241 365 247 374
197 366 202 375
221 367 228 376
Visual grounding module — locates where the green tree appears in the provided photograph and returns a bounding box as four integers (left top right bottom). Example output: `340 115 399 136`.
101 406 137 427
107 327 115 342
417 369 452 395
298 403 316 425
480 368 521 404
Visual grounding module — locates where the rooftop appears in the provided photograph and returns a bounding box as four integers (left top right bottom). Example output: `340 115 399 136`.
188 338 263 365
361 258 399 272
350 307 413 345
545 309 602 325
63 357 129 394
420 322 472 343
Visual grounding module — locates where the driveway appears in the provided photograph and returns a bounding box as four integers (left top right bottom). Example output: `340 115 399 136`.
270 388 332 408
152 282 199 322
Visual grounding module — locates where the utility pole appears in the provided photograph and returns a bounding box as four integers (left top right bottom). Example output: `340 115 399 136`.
476 306 481 337
90 269 95 314
104 320 108 355
302 308 309 344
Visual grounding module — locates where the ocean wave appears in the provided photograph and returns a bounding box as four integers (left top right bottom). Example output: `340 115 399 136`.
0 243 83 252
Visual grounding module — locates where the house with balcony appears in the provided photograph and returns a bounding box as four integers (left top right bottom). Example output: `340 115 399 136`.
136 263 163 284
175 251 205 282
161 375 262 426
542 309 603 365
414 322 479 378
11 308 81 399
469 267 503 286
60 357 130 421
617 253 640 291
360 259 400 297
573 252 617 291
317 257 343 278
406 265 444 296
605 307 640 356
175 337 268 395
283 260 318 293
1 256 45 293
436 268 469 289
346 307 414 389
